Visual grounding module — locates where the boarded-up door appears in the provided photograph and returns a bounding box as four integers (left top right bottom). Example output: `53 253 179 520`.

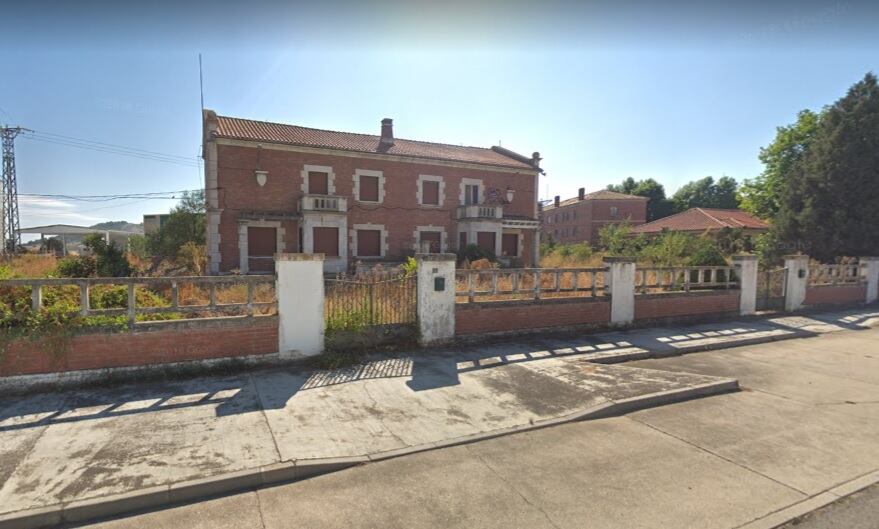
248 227 276 273
308 171 329 195
313 227 339 257
419 231 441 253
357 230 381 257
501 233 518 257
476 232 496 256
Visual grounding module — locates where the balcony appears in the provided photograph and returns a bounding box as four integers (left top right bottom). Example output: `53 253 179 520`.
299 194 348 213
456 204 503 220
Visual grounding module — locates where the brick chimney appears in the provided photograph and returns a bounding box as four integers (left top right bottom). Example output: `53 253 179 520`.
380 118 394 146
532 151 542 169
578 187 585 200
554 195 560 207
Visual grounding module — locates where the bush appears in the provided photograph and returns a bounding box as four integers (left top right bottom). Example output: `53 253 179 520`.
177 242 206 275
457 243 494 263
56 255 97 278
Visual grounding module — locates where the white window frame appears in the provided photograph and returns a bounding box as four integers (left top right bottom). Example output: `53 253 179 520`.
413 225 448 253
300 164 336 195
238 220 285 274
459 178 484 205
417 175 445 207
353 169 385 204
350 223 388 258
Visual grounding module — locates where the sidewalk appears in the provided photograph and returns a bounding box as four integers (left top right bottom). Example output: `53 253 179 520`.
1 306 877 528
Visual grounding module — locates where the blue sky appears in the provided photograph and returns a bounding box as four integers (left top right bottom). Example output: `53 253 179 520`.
1 0 877 234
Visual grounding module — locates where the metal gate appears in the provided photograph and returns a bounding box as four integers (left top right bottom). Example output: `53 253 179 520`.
324 274 417 331
756 267 787 311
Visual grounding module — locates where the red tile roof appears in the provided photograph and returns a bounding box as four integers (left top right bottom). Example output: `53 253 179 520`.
209 113 536 170
544 189 647 210
630 208 770 234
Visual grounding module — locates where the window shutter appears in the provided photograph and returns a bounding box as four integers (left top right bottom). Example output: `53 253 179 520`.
422 181 440 205
308 172 329 195
360 175 379 202
313 227 339 256
357 229 381 257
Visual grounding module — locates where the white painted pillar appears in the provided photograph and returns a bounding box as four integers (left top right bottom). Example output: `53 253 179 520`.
604 257 636 325
732 254 758 316
276 253 325 358
862 257 879 304
416 253 457 346
783 255 810 312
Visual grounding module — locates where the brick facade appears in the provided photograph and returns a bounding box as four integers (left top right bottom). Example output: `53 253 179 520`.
205 112 542 274
804 284 867 306
541 190 647 245
455 298 611 335
634 291 740 321
0 317 278 377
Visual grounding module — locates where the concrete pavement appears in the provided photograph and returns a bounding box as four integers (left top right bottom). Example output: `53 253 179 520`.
77 313 879 529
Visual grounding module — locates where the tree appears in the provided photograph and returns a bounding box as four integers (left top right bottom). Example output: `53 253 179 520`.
738 109 821 219
607 177 676 221
774 73 879 261
672 176 739 211
146 190 206 258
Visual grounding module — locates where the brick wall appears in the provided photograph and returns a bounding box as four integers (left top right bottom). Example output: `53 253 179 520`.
635 291 740 321
1 317 278 378
455 298 611 335
215 144 539 271
541 198 647 245
805 284 866 306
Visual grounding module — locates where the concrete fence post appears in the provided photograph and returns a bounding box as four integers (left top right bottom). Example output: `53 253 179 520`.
416 253 457 346
275 253 325 358
862 257 879 304
604 257 636 325
783 255 810 312
732 254 758 316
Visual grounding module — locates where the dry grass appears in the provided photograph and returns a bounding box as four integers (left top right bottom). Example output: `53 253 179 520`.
3 254 59 278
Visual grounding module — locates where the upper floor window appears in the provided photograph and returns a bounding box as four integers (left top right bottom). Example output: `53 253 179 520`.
355 169 384 203
301 164 335 195
418 175 444 206
459 178 483 206
308 171 329 195
610 206 619 217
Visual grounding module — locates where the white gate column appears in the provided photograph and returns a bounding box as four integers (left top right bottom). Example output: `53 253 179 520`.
276 253 325 358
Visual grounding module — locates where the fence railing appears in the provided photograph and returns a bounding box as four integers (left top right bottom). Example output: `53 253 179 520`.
455 268 607 303
0 275 277 327
635 266 739 294
808 264 863 286
324 274 417 328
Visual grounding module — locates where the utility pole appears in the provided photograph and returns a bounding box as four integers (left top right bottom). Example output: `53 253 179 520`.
1 126 30 253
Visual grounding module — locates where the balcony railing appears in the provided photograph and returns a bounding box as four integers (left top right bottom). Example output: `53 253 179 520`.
300 194 348 213
456 204 503 220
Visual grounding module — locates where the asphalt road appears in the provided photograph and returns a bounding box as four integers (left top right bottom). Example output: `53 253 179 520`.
80 324 879 529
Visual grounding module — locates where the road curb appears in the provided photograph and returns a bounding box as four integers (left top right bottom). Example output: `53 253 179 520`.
736 469 879 529
0 377 737 529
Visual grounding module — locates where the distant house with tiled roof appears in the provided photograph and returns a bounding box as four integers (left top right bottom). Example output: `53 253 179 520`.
629 208 769 236
540 187 648 244
203 110 543 273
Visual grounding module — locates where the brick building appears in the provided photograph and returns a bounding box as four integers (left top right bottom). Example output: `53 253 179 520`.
541 189 648 245
202 111 542 274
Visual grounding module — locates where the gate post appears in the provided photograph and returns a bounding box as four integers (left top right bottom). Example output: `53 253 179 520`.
416 253 456 346
276 253 325 358
783 255 809 312
732 254 758 316
604 257 636 326
862 257 879 304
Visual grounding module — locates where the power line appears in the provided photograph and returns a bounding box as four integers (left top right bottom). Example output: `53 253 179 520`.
20 188 214 203
20 131 200 167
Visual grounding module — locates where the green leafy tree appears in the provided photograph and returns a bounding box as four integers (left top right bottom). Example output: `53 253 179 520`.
774 73 879 261
672 176 739 212
126 234 149 260
56 234 130 277
147 190 206 259
607 177 675 221
739 109 821 219
598 221 644 256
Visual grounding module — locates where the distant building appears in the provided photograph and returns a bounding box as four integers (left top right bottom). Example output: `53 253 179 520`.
541 188 648 245
143 214 171 235
629 208 769 237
